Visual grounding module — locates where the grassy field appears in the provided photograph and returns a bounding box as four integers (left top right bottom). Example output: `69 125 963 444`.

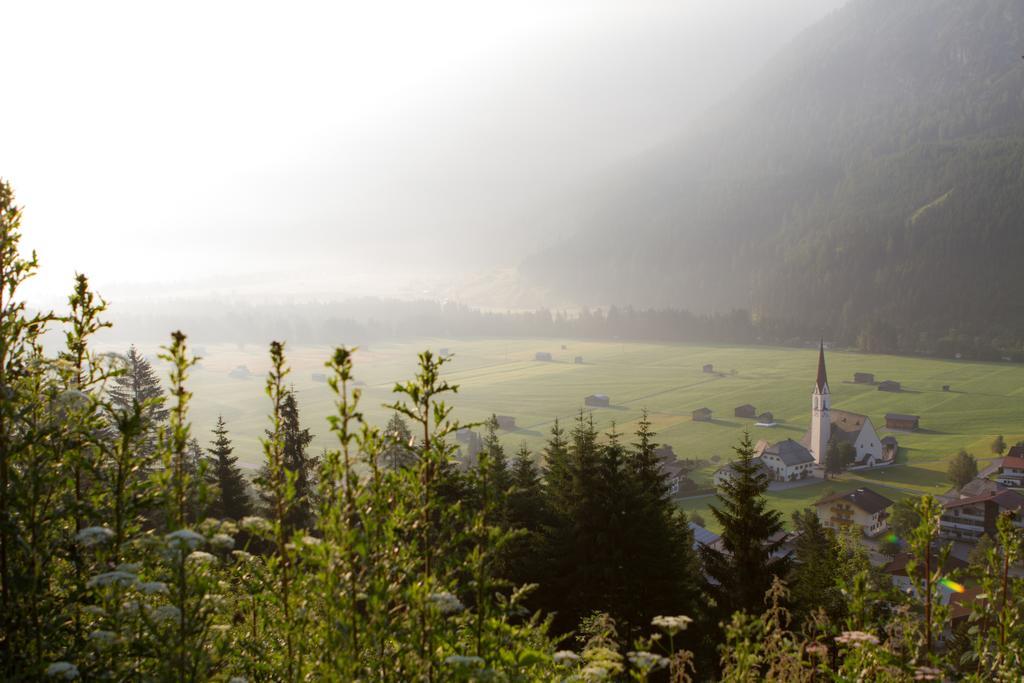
110 338 1024 529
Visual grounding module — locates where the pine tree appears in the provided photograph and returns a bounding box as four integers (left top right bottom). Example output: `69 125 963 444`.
206 416 252 521
789 508 844 626
701 431 790 617
481 415 512 506
259 389 318 531
381 412 416 469
109 345 168 456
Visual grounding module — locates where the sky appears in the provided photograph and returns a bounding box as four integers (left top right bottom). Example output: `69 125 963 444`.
3 0 846 306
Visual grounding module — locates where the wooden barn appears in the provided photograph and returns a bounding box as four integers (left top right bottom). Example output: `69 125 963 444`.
734 404 757 418
758 411 775 424
574 356 584 364
534 352 552 362
877 380 901 392
692 407 713 422
495 415 516 430
885 413 919 431
584 394 610 408
854 372 874 384
311 373 327 383
702 364 714 374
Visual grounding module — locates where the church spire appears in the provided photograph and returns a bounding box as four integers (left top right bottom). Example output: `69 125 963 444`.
815 340 829 393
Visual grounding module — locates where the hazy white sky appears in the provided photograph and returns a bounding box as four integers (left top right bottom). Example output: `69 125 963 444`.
3 0 844 305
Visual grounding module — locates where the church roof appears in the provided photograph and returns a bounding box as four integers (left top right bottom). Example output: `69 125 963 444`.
815 341 829 393
800 410 873 449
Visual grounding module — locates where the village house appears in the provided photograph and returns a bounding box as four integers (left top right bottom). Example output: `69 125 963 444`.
689 522 722 552
584 394 610 408
939 488 1024 542
996 447 1024 488
814 487 893 537
756 438 815 481
692 407 713 422
734 404 756 418
654 445 687 495
885 413 920 431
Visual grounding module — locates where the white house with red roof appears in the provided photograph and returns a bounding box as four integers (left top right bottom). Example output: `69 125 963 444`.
996 446 1024 488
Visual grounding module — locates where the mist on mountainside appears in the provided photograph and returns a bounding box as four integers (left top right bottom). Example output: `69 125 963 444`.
3 0 844 312
524 0 1024 352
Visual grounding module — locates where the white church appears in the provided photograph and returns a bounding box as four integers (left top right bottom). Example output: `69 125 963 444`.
798 342 895 474
718 343 896 484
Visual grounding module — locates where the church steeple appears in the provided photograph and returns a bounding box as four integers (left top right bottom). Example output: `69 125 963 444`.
810 340 831 468
815 340 829 394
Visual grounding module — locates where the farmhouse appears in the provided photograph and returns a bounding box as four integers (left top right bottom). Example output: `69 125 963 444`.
692 407 713 422
877 380 901 392
734 404 757 418
801 343 892 471
702 364 714 373
495 415 516 430
885 413 920 431
853 372 875 384
996 447 1024 488
940 488 1024 542
814 487 893 537
584 394 610 408
756 438 815 481
534 352 552 362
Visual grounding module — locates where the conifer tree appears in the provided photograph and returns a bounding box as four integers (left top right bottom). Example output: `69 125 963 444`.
259 389 318 531
381 411 416 469
789 508 844 626
206 416 252 521
481 415 512 507
109 345 168 456
701 431 790 617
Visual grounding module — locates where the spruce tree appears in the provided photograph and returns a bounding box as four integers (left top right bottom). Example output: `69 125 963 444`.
206 416 252 521
701 431 789 617
789 508 844 626
259 389 318 531
381 412 416 469
481 415 512 506
109 345 168 456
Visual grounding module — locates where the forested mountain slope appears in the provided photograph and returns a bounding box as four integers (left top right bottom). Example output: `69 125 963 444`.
522 0 1024 354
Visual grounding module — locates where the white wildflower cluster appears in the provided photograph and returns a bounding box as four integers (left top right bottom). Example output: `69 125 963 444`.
187 551 216 565
581 664 610 680
627 651 668 671
835 630 880 647
75 526 114 548
651 614 693 635
210 533 235 551
150 604 181 624
87 571 137 589
89 630 118 646
913 666 943 681
428 591 464 615
231 550 254 563
165 529 205 550
553 650 581 666
444 655 484 668
136 581 168 595
46 662 80 679
239 516 271 535
227 677 248 683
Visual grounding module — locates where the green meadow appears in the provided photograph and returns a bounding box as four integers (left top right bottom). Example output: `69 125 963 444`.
114 338 1024 529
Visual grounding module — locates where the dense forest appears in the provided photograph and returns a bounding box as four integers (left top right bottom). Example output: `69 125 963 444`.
5 181 1024 680
522 0 1024 355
